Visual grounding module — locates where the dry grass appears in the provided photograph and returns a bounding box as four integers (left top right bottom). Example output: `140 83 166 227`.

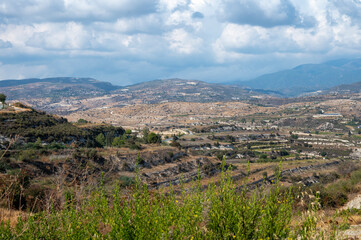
0 208 24 228
348 215 361 225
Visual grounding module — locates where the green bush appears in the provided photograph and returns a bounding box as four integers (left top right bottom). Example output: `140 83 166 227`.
95 133 106 147
129 143 141 150
279 149 289 156
147 132 162 144
18 149 37 162
112 137 125 147
350 169 361 185
119 176 135 187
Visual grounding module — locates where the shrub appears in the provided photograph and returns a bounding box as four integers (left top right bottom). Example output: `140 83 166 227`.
147 132 162 144
318 172 340 184
95 133 106 147
112 137 125 147
129 143 141 150
77 119 88 124
291 134 298 139
260 153 268 159
119 176 135 187
18 149 37 162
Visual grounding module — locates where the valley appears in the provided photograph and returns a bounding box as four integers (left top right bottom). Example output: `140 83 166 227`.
2 75 361 238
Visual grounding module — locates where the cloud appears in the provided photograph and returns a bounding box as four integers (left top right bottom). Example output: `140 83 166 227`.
192 12 204 19
0 0 158 23
218 0 302 27
1 0 361 84
213 23 333 64
26 22 90 50
165 28 203 54
0 39 12 48
158 0 188 12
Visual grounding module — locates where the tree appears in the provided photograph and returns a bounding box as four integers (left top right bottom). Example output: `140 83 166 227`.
290 134 298 139
95 133 106 147
142 127 150 143
279 149 289 156
147 132 162 144
106 131 115 146
112 137 124 147
0 93 6 109
77 118 88 124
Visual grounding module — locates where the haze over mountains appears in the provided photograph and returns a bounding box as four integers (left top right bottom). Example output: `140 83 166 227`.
1 58 361 113
237 58 361 96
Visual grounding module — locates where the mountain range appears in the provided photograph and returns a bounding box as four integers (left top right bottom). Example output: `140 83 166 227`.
0 77 266 102
236 58 361 96
0 77 271 114
1 58 361 113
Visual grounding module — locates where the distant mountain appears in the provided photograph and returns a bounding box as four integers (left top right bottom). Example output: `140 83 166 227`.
0 77 272 114
116 79 265 103
0 77 121 100
236 58 361 96
326 80 361 94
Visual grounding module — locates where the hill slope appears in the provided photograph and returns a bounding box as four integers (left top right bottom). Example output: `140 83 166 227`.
117 79 264 103
0 77 121 100
0 105 124 145
0 78 271 114
327 80 361 94
237 58 361 96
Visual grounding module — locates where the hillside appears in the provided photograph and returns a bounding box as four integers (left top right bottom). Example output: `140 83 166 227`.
327 80 361 94
118 78 264 103
237 58 361 96
0 78 271 114
0 77 121 100
0 105 124 146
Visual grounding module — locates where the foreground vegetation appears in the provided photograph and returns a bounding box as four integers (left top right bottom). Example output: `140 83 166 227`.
3 101 361 239
1 161 350 239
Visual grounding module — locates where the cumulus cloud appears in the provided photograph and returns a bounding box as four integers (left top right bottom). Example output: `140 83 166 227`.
218 0 301 27
214 23 332 57
165 28 203 54
0 0 158 23
26 22 90 50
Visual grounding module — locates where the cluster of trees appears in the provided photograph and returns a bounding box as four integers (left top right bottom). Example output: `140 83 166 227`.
1 106 166 150
142 127 162 144
93 127 162 149
95 130 135 148
0 110 128 148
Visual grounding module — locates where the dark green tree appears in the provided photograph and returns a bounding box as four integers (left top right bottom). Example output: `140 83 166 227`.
147 132 162 144
142 127 150 143
95 133 106 147
106 131 115 146
0 93 6 109
112 137 124 147
77 118 88 124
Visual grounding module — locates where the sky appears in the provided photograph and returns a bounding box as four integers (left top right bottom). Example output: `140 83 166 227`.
1 0 361 85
